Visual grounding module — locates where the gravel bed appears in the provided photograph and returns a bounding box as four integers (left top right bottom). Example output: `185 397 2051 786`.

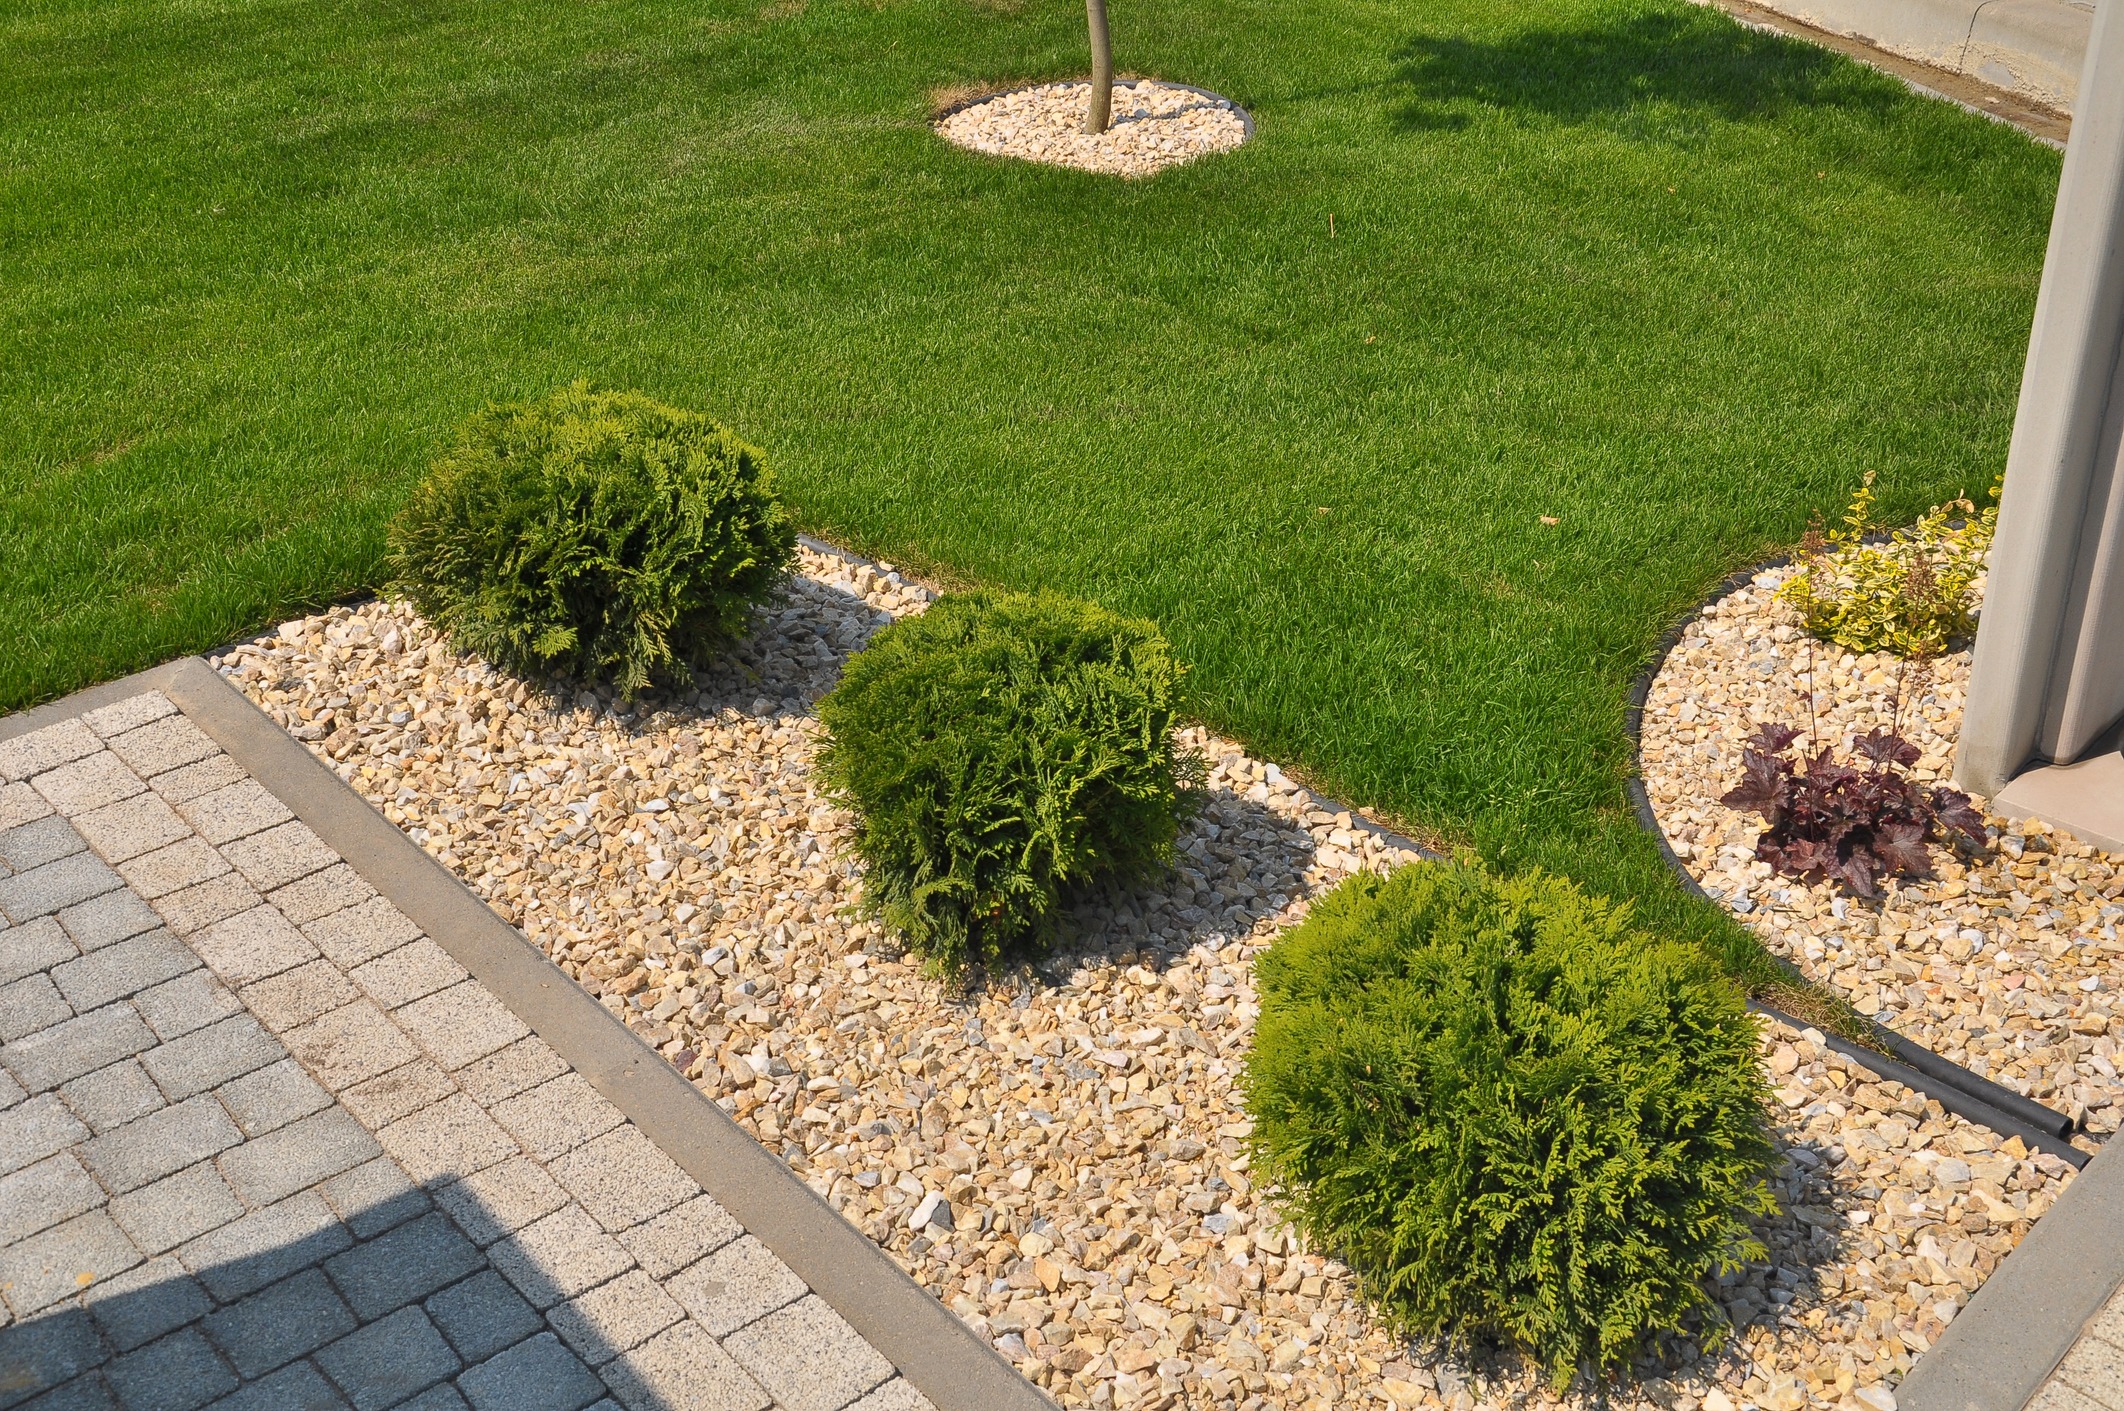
216 546 2080 1411
936 81 1247 177
1640 565 2124 1137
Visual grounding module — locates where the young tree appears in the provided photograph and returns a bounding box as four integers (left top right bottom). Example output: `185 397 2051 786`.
1083 0 1113 134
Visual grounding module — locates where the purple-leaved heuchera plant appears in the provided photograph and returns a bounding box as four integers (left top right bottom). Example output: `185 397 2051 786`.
1719 723 1988 900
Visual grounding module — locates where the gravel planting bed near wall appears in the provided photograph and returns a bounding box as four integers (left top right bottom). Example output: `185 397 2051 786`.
935 81 1248 177
1641 565 2124 1138
216 546 2079 1411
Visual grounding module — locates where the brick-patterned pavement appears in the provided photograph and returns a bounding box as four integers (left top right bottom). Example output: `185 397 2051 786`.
0 690 933 1411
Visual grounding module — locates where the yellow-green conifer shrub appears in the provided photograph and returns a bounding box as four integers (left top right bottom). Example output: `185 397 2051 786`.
388 383 795 697
1776 474 1997 658
1245 858 1777 1387
816 591 1200 974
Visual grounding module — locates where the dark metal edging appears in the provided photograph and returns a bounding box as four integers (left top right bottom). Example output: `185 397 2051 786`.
81 657 1058 1411
1624 554 2086 1163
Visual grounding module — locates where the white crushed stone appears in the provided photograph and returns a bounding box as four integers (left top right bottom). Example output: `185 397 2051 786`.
216 545 2082 1410
936 80 1248 177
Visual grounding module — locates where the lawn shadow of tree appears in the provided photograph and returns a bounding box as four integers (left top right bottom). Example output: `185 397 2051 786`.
1390 5 1906 136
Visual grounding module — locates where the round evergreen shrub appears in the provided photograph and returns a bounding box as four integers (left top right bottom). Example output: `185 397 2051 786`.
815 590 1200 973
387 382 795 696
1245 857 1777 1386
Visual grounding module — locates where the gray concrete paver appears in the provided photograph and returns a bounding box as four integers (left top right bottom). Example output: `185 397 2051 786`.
323 1212 483 1321
51 932 197 1013
128 972 241 1043
314 1305 462 1411
1 973 72 1043
0 853 125 925
214 1058 330 1138
0 1210 144 1317
60 1061 166 1135
102 1324 237 1411
59 891 164 953
201 1359 350 1411
456 1331 605 1411
1 916 77 985
1 685 975 1411
218 1107 380 1208
80 1097 242 1194
0 1153 107 1246
423 1269 544 1363
137 1016 279 1102
200 1267 356 1380
0 815 89 871
4 1006 158 1094
177 1191 352 1302
0 1094 91 1176
107 1163 244 1257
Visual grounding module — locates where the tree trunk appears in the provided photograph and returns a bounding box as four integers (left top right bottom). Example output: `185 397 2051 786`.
1083 0 1113 135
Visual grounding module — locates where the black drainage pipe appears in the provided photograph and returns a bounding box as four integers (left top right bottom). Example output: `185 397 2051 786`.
1626 553 2087 1167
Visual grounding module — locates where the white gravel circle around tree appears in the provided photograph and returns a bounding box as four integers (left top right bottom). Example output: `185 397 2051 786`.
936 80 1248 177
215 545 2081 1411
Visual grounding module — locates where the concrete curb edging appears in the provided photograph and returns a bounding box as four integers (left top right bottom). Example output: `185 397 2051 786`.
1622 555 2090 1167
1898 1132 2124 1410
2 656 1052 1411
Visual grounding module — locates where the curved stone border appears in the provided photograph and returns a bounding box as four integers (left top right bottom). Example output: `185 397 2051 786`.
1622 556 2088 1166
0 655 1055 1411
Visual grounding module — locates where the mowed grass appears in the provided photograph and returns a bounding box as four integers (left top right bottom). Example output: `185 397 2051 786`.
1 0 2057 982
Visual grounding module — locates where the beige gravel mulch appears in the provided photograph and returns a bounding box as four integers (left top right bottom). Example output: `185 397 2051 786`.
936 80 1248 177
218 544 2084 1411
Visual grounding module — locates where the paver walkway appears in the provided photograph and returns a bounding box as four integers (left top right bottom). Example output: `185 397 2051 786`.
0 685 958 1411
2028 1289 2124 1411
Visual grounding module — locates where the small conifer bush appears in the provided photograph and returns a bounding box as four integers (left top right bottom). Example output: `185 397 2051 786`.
388 382 795 696
1245 858 1777 1386
815 590 1199 973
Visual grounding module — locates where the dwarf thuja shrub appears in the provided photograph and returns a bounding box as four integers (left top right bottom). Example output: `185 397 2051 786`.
388 383 795 696
1245 858 1777 1386
815 591 1200 973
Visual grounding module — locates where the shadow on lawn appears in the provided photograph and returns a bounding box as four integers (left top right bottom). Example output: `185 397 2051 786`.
1390 5 1904 134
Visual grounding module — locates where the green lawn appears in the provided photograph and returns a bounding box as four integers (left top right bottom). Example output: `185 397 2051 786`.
1 0 2058 983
